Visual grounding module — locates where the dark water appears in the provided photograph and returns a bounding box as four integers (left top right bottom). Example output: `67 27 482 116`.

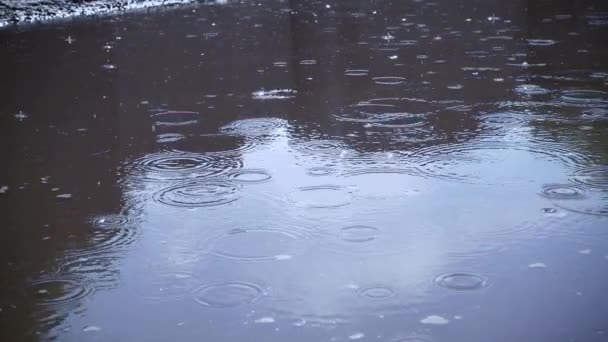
1 0 608 341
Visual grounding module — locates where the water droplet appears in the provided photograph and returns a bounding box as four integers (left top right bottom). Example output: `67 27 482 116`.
153 180 241 208
193 281 264 308
434 273 488 290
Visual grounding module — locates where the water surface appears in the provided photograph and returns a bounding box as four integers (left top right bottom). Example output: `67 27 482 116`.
1 0 608 341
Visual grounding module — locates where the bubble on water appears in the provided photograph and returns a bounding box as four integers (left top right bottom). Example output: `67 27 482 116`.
288 185 353 209
357 285 396 299
153 180 241 208
193 281 264 308
372 77 406 85
252 89 296 100
434 273 488 290
135 272 199 301
30 277 94 306
209 228 303 261
345 69 369 76
151 111 200 127
220 118 287 137
527 39 558 46
225 169 272 183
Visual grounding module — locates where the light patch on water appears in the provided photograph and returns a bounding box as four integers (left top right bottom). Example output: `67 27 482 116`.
0 186 8 194
528 262 547 269
254 317 275 324
274 254 292 261
420 315 450 325
578 249 592 255
83 326 102 332
251 89 297 100
349 332 365 339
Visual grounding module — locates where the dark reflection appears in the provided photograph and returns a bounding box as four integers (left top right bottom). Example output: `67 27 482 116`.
1 0 608 341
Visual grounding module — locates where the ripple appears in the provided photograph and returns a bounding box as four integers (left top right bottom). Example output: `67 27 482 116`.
151 111 200 127
357 285 396 299
129 152 239 181
333 98 433 127
514 84 551 96
571 166 608 189
67 214 137 257
540 184 586 200
288 185 354 208
193 281 264 308
560 90 608 105
340 225 380 243
345 69 369 77
219 118 287 137
527 39 558 46
299 59 318 65
581 108 608 121
170 134 255 154
297 140 348 156
372 76 406 85
306 167 336 176
153 180 241 208
210 228 302 261
252 89 296 100
135 272 199 302
225 169 272 183
342 168 421 199
30 277 93 306
58 254 121 289
434 273 488 290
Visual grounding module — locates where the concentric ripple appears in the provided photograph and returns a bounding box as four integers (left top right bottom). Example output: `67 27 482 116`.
153 180 241 208
514 84 551 96
340 225 380 243
66 214 137 257
31 277 94 306
571 166 608 189
251 89 296 100
225 169 272 183
296 140 349 156
540 184 586 200
434 272 488 290
219 118 287 137
333 98 433 127
288 185 354 208
193 281 264 308
151 111 200 127
130 152 240 181
559 90 608 105
356 285 397 299
209 228 302 261
306 167 336 176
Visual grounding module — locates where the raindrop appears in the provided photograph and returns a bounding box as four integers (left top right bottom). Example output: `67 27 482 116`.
219 118 287 137
252 89 297 100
